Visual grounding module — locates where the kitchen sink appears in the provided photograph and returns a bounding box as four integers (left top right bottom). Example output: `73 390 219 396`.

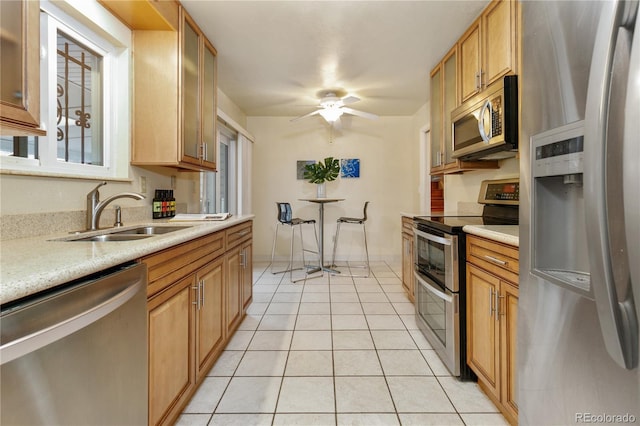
56 225 192 242
69 234 154 242
114 225 192 235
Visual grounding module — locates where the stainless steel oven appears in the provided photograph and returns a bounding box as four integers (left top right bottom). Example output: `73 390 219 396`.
412 178 520 380
413 227 463 377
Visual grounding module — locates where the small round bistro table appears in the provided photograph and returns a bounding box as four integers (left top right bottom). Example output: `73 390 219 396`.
298 198 345 279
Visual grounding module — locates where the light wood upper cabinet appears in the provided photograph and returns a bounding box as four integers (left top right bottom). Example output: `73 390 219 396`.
459 0 518 102
429 46 458 171
98 0 179 31
429 65 443 169
0 0 44 136
130 5 217 172
429 0 517 175
430 46 498 175
483 0 517 88
442 49 457 167
459 21 481 103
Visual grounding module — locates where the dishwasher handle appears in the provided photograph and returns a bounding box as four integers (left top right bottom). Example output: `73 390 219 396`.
0 263 146 365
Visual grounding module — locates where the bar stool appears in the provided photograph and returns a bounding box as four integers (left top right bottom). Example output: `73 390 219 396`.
330 201 370 277
270 202 320 281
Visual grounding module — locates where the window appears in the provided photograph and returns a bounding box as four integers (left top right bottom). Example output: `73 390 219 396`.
201 121 237 214
0 1 130 179
56 30 103 165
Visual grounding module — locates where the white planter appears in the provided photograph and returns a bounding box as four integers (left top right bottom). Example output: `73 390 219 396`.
316 182 326 198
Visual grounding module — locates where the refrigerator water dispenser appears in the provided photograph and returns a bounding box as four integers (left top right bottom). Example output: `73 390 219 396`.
531 121 592 298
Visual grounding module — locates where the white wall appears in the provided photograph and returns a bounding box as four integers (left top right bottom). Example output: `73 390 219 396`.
443 157 519 214
247 115 420 263
0 167 199 215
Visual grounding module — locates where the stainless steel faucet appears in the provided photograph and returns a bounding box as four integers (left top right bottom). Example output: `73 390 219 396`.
86 181 145 231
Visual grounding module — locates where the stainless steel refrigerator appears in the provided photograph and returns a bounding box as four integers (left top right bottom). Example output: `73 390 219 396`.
520 1 639 424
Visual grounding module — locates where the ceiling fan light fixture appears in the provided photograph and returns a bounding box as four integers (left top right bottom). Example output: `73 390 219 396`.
319 106 343 123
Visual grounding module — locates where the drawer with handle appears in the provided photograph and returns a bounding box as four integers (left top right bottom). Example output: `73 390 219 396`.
402 216 414 234
226 221 252 250
467 234 519 285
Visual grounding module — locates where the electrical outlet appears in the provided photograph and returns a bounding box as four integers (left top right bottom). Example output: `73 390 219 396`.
171 175 176 189
140 176 147 194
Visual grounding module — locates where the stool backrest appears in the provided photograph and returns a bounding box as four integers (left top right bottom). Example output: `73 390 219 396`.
362 201 370 221
276 202 293 224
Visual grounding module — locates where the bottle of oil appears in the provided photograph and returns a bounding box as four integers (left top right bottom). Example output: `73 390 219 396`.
152 190 162 219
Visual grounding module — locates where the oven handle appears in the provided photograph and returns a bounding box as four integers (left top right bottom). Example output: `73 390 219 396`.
415 272 454 303
413 228 453 246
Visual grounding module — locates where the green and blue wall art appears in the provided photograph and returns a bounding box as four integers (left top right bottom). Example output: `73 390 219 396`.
340 158 360 178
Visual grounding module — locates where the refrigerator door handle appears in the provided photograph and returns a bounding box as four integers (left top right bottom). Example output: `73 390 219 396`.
584 0 639 370
625 0 640 349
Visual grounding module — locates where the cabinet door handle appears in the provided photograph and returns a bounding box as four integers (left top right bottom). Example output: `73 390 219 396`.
484 255 508 266
203 143 208 162
475 72 481 90
479 69 485 89
497 293 505 318
489 288 494 317
192 283 200 309
200 280 205 307
234 230 251 238
240 250 246 268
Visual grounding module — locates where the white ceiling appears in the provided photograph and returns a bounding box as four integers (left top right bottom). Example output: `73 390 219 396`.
181 1 489 119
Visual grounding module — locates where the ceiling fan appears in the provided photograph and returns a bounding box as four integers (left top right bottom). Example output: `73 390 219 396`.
291 90 379 124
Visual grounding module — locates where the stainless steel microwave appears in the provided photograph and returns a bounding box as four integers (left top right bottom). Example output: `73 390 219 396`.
451 75 518 161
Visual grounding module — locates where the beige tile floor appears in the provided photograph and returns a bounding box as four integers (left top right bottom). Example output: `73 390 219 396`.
176 261 509 426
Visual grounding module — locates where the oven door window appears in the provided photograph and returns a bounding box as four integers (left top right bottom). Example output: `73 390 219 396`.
416 234 446 286
416 278 448 346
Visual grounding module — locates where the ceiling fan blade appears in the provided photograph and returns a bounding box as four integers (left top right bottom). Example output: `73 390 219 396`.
340 95 360 106
341 107 379 120
290 109 321 122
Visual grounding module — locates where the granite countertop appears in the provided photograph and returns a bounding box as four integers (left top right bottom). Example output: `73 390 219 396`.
462 225 519 247
0 215 254 305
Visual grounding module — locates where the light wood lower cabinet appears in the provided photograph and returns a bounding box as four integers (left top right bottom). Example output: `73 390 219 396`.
142 221 252 426
466 234 518 425
225 247 242 334
225 222 253 335
195 257 225 381
401 216 415 302
148 275 195 426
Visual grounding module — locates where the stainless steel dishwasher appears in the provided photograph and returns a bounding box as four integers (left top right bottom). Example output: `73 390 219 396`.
1 262 148 426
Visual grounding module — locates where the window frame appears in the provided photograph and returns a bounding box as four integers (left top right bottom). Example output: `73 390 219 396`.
0 0 131 181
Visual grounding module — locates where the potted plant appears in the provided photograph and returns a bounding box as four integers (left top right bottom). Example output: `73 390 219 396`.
304 157 340 198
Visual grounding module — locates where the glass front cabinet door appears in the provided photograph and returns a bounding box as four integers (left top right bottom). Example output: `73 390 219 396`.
0 0 44 135
180 10 216 171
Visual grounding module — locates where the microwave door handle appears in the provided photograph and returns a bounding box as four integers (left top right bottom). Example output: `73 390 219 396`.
477 100 492 143
624 0 640 351
584 0 638 370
